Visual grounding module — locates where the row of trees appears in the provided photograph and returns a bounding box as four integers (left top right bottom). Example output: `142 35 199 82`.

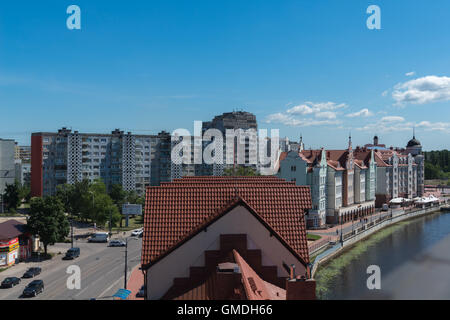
54 179 144 226
424 150 450 180
26 179 144 254
223 166 260 176
1 180 30 212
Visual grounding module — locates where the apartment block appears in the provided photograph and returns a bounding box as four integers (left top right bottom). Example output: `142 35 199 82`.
31 128 167 197
0 139 16 195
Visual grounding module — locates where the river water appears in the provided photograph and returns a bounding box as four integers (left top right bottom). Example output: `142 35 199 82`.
315 210 450 299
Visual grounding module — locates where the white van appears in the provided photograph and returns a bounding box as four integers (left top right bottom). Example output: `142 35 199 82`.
88 232 109 243
381 203 389 211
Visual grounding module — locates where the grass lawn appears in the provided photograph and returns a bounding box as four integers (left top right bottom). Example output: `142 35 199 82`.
111 216 144 232
307 233 322 241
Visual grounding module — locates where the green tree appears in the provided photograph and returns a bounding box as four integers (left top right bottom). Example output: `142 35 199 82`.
425 162 441 180
223 166 260 176
19 183 31 203
125 190 145 207
55 183 75 215
72 180 93 222
27 197 69 255
109 184 127 212
3 181 21 211
90 179 121 227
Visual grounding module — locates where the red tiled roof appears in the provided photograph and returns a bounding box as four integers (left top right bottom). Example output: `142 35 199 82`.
299 149 323 164
374 151 391 167
142 177 312 268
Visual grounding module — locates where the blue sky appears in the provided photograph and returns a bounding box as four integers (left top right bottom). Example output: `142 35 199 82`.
0 0 449 150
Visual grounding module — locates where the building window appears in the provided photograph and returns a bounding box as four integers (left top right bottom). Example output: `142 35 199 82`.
291 166 296 172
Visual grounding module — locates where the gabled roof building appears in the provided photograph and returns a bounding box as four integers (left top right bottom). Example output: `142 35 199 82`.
276 136 377 227
141 176 315 300
365 134 424 206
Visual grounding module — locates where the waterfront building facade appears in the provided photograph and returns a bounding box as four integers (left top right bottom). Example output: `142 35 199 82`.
277 137 376 228
365 135 425 206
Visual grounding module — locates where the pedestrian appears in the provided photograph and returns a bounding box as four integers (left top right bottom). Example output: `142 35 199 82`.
336 229 338 235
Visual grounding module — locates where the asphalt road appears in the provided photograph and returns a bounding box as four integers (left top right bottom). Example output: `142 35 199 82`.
0 237 142 300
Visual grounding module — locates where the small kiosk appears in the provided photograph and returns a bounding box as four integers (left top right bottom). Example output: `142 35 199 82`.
0 219 34 266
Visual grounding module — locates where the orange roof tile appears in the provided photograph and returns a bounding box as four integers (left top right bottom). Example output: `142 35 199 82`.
142 177 312 268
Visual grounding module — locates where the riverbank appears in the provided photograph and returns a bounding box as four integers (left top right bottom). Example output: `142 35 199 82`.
311 203 447 278
314 208 450 299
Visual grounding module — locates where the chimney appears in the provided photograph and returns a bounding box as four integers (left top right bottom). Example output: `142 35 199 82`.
286 278 316 300
289 264 296 280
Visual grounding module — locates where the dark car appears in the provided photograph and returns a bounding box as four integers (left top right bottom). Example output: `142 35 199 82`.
1 277 21 288
138 231 143 238
136 285 145 298
22 280 44 297
22 267 41 278
63 247 80 260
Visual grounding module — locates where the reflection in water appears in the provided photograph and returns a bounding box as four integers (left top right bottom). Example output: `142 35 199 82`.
315 211 450 300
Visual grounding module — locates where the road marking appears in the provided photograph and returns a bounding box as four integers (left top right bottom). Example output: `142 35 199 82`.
98 275 124 299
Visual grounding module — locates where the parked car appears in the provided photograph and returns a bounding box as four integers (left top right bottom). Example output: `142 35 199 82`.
131 228 143 237
1 277 21 288
22 280 44 297
22 267 41 278
136 285 145 297
382 203 389 211
88 232 109 243
108 240 126 247
63 247 80 260
138 231 144 238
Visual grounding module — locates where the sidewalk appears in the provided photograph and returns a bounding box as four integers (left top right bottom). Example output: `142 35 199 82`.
127 264 144 300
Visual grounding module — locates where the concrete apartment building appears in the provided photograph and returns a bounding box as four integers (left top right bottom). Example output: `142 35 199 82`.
202 111 259 175
276 137 376 228
14 144 31 187
0 139 16 196
31 128 174 197
366 134 425 206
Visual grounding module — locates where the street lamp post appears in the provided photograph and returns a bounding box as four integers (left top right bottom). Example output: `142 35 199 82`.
109 209 112 237
71 220 74 248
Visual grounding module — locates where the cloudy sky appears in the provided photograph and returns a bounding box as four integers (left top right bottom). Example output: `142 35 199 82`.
0 1 449 150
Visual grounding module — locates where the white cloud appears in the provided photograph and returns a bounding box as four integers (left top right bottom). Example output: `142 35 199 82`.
356 116 450 134
381 116 405 122
265 113 302 126
405 71 416 77
287 104 314 115
416 121 450 133
315 111 337 119
392 75 450 105
346 108 373 118
266 101 346 127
